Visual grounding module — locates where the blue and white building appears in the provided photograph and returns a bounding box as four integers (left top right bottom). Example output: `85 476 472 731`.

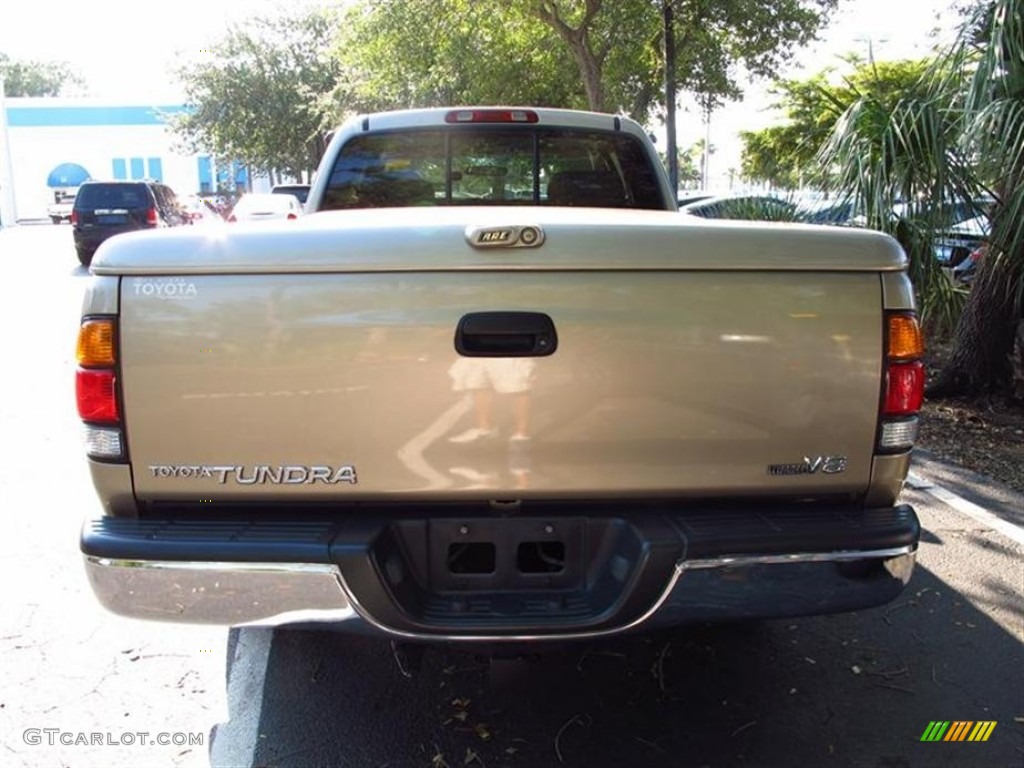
0 97 250 223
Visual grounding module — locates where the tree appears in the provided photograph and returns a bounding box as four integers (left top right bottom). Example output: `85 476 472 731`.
660 140 702 187
339 0 836 121
530 0 838 117
334 0 584 115
931 0 1024 397
171 7 342 181
0 53 84 96
818 0 1024 399
740 59 936 190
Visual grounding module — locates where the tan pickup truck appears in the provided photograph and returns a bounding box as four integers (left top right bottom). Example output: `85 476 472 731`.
77 107 923 642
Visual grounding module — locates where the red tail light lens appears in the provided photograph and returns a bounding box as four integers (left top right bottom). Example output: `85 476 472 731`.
145 207 158 225
445 109 539 124
76 369 119 423
287 213 297 220
884 361 925 415
71 210 79 225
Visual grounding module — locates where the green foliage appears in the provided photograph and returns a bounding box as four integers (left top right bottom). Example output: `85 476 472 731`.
171 7 342 179
739 124 806 189
816 57 979 337
0 53 84 96
659 140 703 187
741 59 935 189
813 0 1024 397
337 0 836 121
334 0 584 115
668 0 838 112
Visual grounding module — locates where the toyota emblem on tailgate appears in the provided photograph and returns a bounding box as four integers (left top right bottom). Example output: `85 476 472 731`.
466 225 545 249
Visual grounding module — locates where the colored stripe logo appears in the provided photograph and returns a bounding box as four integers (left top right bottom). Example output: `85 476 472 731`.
920 721 996 742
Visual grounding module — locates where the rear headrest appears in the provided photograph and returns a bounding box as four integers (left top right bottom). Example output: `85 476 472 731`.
547 171 626 207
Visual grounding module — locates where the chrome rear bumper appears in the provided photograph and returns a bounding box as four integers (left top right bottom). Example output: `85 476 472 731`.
83 557 358 627
83 518 916 640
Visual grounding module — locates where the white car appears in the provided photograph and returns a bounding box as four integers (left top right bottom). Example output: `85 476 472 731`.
227 193 303 222
182 195 224 225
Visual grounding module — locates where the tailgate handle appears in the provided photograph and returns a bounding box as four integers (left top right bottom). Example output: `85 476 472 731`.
455 312 558 357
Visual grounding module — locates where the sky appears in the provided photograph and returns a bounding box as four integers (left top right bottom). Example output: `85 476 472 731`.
0 0 294 101
688 0 963 187
1 0 964 186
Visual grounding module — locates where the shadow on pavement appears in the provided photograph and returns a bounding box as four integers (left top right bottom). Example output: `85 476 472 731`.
209 564 1023 768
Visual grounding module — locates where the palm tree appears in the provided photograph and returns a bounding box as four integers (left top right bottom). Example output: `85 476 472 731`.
938 0 1024 397
819 0 1024 399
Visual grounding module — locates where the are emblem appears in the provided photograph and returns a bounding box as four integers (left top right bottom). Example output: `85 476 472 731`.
466 225 545 249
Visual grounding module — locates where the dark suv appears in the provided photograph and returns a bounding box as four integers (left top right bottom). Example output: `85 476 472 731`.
270 184 311 205
72 181 189 266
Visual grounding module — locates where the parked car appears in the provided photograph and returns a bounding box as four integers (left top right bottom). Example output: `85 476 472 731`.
677 190 714 207
679 194 798 221
796 198 856 226
48 190 77 224
933 213 990 268
952 243 986 285
72 180 189 266
227 192 303 222
182 195 223 225
894 197 993 230
271 183 311 205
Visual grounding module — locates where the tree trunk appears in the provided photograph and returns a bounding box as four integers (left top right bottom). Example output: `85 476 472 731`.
532 0 607 112
574 43 605 112
928 254 1023 399
664 1 678 192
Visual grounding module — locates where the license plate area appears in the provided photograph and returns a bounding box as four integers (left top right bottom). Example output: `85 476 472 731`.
334 512 680 634
428 517 584 592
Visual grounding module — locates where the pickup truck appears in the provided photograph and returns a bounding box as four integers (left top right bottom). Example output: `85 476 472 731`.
48 190 76 224
78 107 923 643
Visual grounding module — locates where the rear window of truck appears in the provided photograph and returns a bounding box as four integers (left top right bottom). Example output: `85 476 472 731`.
319 128 664 210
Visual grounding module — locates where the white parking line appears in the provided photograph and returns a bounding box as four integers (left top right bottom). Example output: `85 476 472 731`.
907 473 1024 547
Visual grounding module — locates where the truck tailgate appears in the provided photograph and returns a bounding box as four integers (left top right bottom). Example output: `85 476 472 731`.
119 263 884 501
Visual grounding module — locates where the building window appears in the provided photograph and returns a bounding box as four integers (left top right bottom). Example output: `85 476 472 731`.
198 156 213 194
147 158 163 182
130 158 145 180
112 159 127 180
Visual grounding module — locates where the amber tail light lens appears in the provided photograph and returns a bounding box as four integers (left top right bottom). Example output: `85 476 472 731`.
77 319 116 367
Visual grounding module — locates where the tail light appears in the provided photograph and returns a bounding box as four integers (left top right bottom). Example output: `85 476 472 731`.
287 213 297 220
71 210 79 226
76 370 119 422
878 313 925 452
145 207 159 225
227 214 237 222
76 317 124 461
445 109 539 124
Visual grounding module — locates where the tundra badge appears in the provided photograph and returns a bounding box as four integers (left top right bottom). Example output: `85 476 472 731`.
148 464 358 484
